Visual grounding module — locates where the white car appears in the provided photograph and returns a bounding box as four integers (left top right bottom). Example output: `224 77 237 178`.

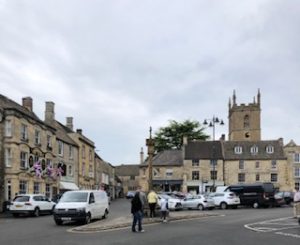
182 194 215 210
209 192 240 209
10 194 56 217
157 194 183 211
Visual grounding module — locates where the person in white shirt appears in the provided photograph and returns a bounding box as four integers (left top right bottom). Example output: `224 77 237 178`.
160 198 169 222
293 187 300 219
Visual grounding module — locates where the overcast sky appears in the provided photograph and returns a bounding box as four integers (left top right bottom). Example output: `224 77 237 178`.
1 0 300 165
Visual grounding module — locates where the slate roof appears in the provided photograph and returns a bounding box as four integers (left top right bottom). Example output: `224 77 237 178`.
223 140 286 160
184 140 223 160
140 149 183 166
50 120 78 146
0 94 54 130
115 164 140 176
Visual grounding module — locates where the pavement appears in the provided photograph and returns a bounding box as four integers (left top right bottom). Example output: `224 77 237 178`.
70 210 220 233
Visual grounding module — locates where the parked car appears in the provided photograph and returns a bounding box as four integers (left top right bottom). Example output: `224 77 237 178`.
126 191 136 199
225 182 276 208
9 194 56 217
53 190 109 225
157 194 183 211
275 191 294 206
181 194 215 210
209 192 240 209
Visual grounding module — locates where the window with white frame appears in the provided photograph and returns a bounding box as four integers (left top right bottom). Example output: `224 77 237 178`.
192 171 199 180
33 182 40 194
294 167 300 178
234 146 243 154
20 152 28 169
68 165 73 176
239 160 244 170
19 180 27 194
238 173 245 182
89 149 93 161
5 148 12 167
210 159 217 168
271 160 277 169
82 145 86 159
47 135 52 149
45 184 50 198
89 165 93 177
166 169 173 177
82 162 86 176
266 145 274 154
294 153 300 163
192 159 199 167
20 124 28 141
271 173 278 182
58 140 64 156
35 130 41 145
256 174 260 182
69 145 73 159
250 145 258 154
5 120 12 137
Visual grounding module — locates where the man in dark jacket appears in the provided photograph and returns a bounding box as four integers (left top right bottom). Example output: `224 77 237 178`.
131 192 145 232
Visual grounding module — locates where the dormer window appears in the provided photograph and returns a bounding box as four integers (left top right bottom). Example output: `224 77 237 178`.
234 146 243 154
266 145 274 154
250 145 258 154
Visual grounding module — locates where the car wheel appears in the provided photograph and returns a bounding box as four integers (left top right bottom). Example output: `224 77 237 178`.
198 204 204 211
253 202 259 209
85 213 91 224
33 207 40 217
54 219 63 225
220 202 227 210
102 209 109 219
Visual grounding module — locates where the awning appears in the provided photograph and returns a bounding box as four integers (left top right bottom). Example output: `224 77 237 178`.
60 181 79 190
152 179 183 185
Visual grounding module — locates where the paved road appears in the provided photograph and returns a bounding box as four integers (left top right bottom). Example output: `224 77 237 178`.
1 199 300 245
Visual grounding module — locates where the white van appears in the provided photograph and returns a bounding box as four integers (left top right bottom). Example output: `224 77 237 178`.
53 190 109 225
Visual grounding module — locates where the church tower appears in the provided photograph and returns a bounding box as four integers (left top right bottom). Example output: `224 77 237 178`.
228 89 261 141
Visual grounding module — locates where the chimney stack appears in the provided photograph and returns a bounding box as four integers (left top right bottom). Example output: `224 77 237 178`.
22 97 33 111
45 102 55 122
66 117 73 131
76 129 82 135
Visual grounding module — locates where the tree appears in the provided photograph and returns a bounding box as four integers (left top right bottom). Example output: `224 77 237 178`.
153 119 209 153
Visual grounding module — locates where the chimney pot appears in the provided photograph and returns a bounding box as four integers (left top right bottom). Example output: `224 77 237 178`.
45 102 55 122
76 129 82 134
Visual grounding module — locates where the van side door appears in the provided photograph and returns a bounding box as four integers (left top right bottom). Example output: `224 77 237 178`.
88 193 96 219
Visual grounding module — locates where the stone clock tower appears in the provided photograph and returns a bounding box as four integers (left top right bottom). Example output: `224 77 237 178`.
228 90 261 141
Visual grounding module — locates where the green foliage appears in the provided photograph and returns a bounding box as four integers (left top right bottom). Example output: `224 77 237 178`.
153 119 209 153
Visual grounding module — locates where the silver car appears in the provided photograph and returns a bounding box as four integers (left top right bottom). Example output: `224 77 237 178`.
181 194 215 210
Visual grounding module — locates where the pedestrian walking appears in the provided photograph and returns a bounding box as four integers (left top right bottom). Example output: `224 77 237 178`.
147 190 158 218
160 198 169 223
136 186 147 212
131 192 145 233
293 187 300 221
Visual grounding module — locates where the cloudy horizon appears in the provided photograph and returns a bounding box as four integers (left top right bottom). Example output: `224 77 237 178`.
1 0 300 165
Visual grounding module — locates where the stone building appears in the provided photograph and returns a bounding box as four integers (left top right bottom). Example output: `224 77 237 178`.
223 139 288 190
0 95 59 211
95 153 116 199
115 164 139 195
68 127 95 190
183 140 224 193
139 149 183 192
44 102 79 192
284 140 300 190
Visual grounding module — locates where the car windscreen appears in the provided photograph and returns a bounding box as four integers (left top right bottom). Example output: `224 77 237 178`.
13 196 30 202
59 192 88 202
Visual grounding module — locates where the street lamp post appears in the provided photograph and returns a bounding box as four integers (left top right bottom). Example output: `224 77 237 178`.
203 116 224 191
146 127 155 191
